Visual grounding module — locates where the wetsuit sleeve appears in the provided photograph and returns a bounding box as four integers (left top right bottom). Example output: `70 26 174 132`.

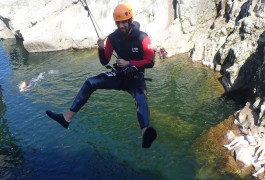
129 36 154 68
98 38 113 66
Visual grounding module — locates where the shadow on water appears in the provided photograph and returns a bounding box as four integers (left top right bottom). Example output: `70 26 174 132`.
220 86 254 109
1 39 29 68
18 148 164 179
0 85 24 179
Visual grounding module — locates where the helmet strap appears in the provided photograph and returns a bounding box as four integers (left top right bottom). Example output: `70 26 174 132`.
127 18 133 36
128 18 133 27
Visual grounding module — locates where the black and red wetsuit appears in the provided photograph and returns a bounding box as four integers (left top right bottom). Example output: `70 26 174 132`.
70 21 154 129
98 21 154 71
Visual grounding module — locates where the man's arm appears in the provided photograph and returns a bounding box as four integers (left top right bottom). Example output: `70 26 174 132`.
97 38 113 66
129 36 154 68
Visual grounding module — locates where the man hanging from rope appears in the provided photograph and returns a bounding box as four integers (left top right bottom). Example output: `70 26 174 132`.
46 2 157 148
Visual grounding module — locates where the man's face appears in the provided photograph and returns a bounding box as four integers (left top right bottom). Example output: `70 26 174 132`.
116 20 130 35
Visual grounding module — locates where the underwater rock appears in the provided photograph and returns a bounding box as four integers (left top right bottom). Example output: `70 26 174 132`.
193 101 265 179
193 114 253 179
222 102 265 178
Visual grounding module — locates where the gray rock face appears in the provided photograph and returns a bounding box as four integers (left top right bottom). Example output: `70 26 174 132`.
256 33 265 100
0 0 217 54
199 0 265 93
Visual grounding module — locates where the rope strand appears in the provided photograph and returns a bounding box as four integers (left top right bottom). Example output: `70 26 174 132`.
79 0 118 59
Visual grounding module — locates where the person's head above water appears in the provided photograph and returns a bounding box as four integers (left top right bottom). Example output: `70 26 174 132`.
113 2 134 36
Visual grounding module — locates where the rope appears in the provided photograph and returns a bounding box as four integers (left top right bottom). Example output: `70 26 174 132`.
79 0 103 38
79 0 118 59
87 8 104 38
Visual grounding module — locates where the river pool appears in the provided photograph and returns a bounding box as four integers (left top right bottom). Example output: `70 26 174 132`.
0 39 242 179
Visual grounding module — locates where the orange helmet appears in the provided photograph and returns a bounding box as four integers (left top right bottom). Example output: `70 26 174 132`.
113 3 133 21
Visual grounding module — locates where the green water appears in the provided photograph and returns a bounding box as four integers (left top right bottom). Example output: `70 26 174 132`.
0 39 241 179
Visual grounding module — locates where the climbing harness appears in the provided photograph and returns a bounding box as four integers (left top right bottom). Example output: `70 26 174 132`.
105 64 152 81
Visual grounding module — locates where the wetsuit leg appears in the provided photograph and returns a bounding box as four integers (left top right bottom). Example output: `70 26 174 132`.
130 89 150 129
70 72 123 112
129 83 157 148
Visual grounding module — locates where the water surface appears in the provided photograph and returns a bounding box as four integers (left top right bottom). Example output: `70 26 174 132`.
0 39 240 179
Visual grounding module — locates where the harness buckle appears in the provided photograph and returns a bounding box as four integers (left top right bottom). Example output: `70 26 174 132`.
105 64 152 81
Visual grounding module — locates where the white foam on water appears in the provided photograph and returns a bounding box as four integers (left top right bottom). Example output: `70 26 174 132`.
48 70 59 74
31 72 46 83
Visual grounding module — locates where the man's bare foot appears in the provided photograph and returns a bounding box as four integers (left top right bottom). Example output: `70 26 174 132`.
63 110 76 123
